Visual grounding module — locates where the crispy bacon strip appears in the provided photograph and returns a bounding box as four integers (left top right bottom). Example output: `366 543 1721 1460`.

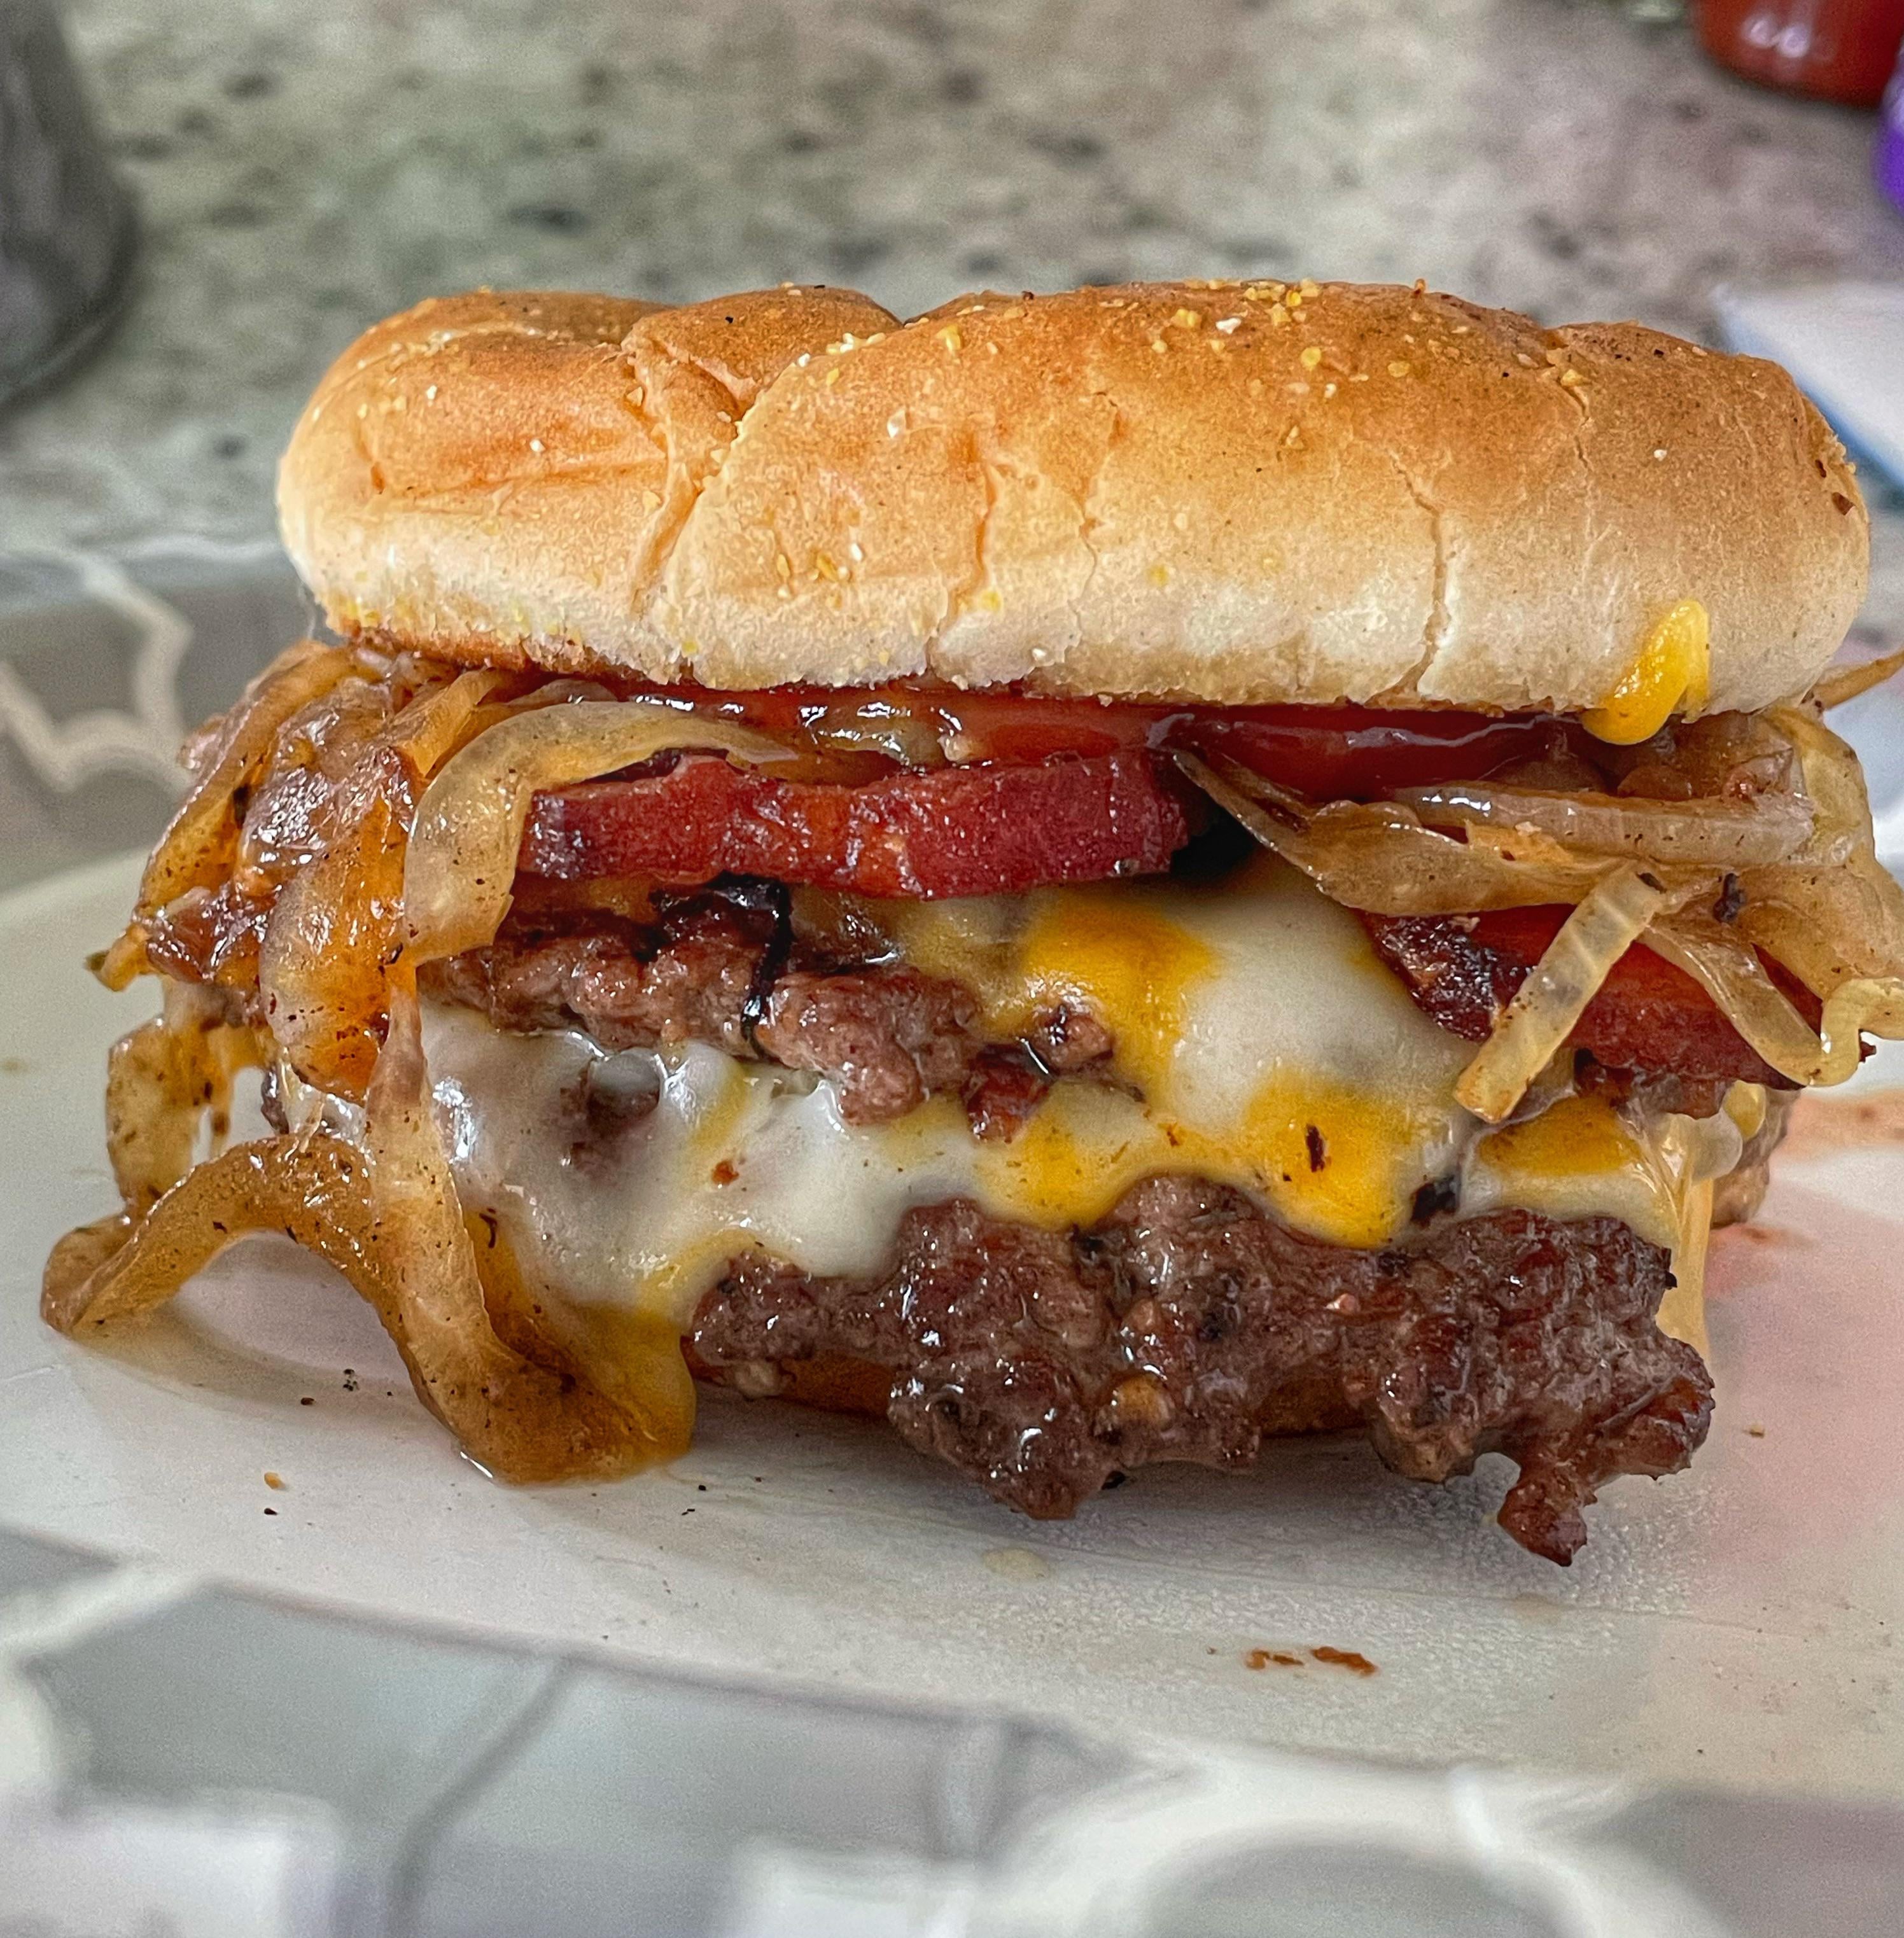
1362 904 1819 1087
520 750 1191 899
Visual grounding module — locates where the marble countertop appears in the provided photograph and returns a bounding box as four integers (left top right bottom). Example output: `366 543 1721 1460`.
4 0 1903 638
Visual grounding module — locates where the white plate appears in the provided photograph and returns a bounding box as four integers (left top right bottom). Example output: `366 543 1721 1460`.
4 854 1902 1797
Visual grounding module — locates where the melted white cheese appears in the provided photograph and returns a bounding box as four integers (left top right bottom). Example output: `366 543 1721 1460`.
423 859 1711 1328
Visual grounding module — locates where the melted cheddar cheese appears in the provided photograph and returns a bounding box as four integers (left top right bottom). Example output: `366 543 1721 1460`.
1581 599 1711 744
1465 1094 1677 1247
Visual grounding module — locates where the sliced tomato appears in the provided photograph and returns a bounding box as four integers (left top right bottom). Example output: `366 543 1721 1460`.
521 751 1191 899
696 686 1156 763
1362 905 1817 1088
603 682 1162 763
1170 708 1575 799
607 681 1572 798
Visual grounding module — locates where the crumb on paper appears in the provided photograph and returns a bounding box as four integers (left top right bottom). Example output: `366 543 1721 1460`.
1746 1424 1766 1438
1310 1647 1378 1677
1723 1222 1808 1250
1243 1649 1302 1670
299 1396 314 1405
263 1472 285 1490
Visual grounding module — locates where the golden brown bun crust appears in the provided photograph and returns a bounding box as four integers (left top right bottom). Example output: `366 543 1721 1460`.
279 280 1868 714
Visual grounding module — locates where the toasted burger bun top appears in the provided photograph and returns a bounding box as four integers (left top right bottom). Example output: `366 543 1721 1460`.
278 279 1866 715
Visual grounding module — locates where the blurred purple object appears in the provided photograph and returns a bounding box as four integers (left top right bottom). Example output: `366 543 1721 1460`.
1882 45 1904 213
0 0 137 411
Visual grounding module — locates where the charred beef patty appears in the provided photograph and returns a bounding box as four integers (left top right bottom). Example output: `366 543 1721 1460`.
428 895 1763 1135
691 1178 1711 1564
423 887 1110 1130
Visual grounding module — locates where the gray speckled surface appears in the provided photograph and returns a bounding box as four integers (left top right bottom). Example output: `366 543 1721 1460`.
2 0 1902 643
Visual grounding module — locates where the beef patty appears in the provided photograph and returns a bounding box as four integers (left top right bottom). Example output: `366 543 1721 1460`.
423 888 1110 1131
690 1176 1711 1563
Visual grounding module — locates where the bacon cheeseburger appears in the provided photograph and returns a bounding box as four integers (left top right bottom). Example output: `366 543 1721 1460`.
47 281 1898 1560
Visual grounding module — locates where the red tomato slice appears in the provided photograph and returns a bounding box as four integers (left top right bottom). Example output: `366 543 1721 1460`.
1362 905 1817 1087
1170 708 1573 798
521 751 1191 899
608 681 1571 798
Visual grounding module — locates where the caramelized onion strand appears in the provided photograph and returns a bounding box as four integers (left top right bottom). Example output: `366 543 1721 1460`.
105 993 266 1211
1648 917 1904 1087
1175 749 1623 912
1392 780 1812 868
136 639 356 919
1814 643 1904 711
404 699 785 963
43 986 690 1482
1455 865 1678 1124
1643 917 1830 1086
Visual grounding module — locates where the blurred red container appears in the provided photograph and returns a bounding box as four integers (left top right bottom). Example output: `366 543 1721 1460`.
1697 0 1904 104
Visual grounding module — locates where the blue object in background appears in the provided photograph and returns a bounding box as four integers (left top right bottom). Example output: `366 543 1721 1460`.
1715 282 1904 494
1880 43 1904 216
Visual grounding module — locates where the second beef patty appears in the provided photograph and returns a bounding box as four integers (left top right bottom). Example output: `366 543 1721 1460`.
690 1175 1711 1565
